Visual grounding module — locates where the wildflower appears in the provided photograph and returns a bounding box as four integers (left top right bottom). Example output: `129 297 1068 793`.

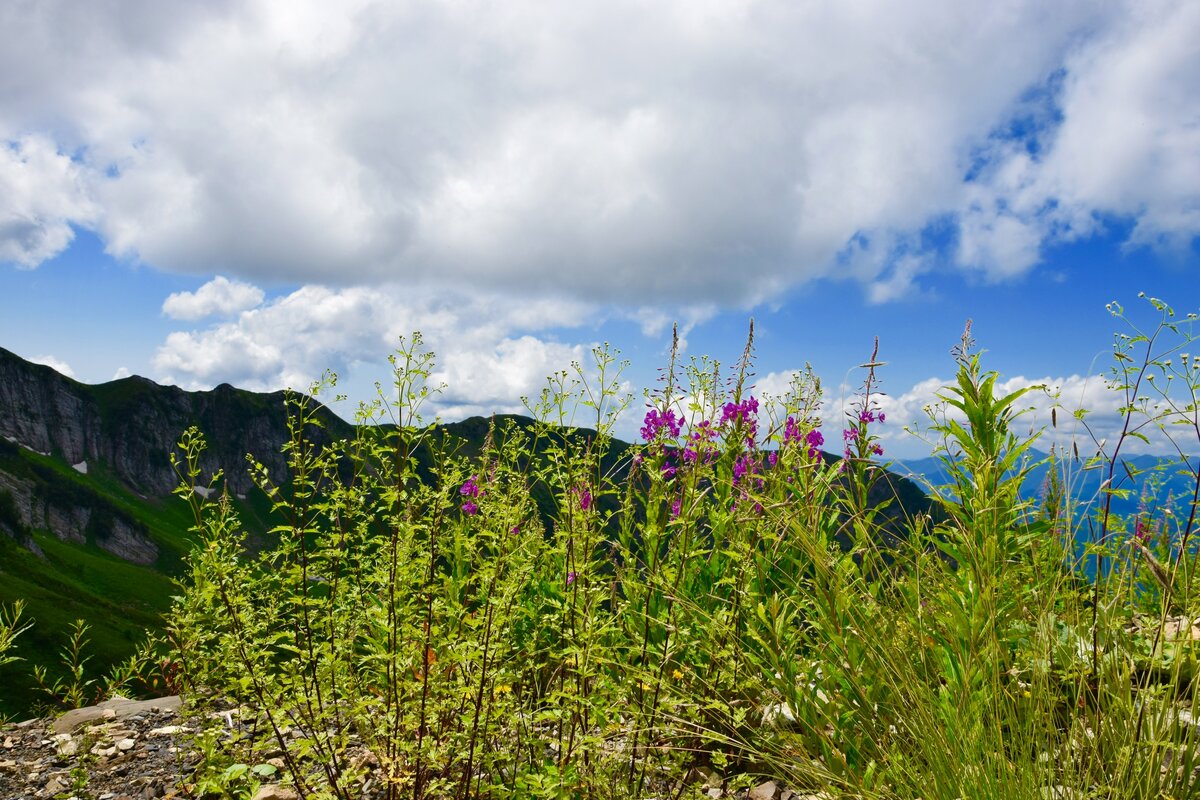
575 486 593 511
661 458 677 480
460 475 482 515
1133 516 1152 545
720 396 760 444
672 669 684 680
805 429 824 459
784 416 802 445
566 571 577 587
733 455 751 483
641 407 683 442
510 525 520 535
682 419 717 465
670 496 682 520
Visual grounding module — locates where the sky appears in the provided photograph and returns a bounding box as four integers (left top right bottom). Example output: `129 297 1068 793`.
1 0 1198 462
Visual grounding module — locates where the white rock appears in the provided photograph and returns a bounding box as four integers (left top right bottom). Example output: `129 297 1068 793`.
72 460 87 474
117 737 136 751
52 733 78 756
148 725 188 736
253 785 300 800
749 780 778 800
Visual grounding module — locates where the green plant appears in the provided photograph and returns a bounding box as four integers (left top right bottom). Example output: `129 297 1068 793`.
163 297 1200 800
0 599 30 669
33 618 99 711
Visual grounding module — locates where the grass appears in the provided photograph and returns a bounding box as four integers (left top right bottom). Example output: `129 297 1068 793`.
3 296 1197 799
159 302 1200 800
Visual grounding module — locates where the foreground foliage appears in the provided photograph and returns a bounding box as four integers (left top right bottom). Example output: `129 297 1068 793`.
168 297 1200 799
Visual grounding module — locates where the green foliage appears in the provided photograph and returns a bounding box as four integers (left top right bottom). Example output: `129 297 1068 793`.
164 298 1200 799
0 600 30 669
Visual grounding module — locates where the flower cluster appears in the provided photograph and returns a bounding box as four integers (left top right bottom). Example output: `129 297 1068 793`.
720 396 760 446
1133 516 1153 545
783 416 825 459
842 407 885 461
682 420 718 465
575 485 593 511
641 407 684 443
460 475 482 515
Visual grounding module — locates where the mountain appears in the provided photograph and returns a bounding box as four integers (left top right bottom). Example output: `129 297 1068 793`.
0 347 360 715
895 449 1200 537
0 347 936 717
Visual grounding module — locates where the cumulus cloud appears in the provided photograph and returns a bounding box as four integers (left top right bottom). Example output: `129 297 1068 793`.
29 354 76 379
162 276 266 320
868 372 1188 459
0 136 97 267
2 1 1195 302
153 284 600 420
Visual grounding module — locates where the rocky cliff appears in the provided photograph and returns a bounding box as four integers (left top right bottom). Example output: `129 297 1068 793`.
0 347 354 567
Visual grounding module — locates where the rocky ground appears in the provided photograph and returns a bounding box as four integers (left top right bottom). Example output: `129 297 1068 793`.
0 695 818 800
0 696 193 799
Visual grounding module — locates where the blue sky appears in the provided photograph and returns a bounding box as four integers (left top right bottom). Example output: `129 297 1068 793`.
1 1 1197 459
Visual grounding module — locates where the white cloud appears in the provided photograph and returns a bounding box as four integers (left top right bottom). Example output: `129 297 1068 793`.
0 1 1194 301
162 276 266 320
0 136 97 267
29 354 76 378
153 284 601 421
870 371 1191 459
964 0 1200 273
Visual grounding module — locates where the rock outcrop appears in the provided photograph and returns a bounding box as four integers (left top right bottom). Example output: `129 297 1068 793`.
0 348 352 500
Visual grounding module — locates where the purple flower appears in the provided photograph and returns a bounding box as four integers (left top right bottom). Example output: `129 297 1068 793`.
683 420 717 464
576 486 593 511
641 407 684 442
805 429 824 458
768 452 778 468
720 397 760 443
670 496 682 520
1134 517 1152 545
733 455 750 482
510 525 520 535
784 416 802 445
566 571 577 587
461 475 482 514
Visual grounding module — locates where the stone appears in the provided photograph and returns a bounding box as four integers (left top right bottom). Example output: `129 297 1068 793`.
253 784 301 800
749 780 778 800
53 696 181 735
52 733 78 756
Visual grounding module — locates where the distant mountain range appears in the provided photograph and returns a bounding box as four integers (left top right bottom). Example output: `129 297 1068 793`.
0 345 937 717
895 449 1200 537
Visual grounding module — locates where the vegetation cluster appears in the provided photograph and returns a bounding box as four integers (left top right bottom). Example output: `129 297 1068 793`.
2 296 1199 800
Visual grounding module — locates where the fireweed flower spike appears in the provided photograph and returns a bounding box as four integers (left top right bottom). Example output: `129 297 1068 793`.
641 407 684 442
460 475 482 515
575 485 593 511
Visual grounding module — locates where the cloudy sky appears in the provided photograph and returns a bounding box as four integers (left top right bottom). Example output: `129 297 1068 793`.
1 0 1197 460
